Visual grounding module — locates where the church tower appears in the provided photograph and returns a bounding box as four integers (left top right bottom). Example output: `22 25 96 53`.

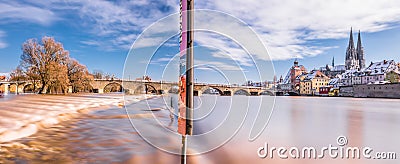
356 30 365 69
345 28 359 70
294 58 299 67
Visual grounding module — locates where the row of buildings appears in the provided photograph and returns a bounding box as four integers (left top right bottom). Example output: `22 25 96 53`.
277 28 400 96
279 59 400 96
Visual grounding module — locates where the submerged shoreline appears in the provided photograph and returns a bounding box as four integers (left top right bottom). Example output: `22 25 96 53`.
0 94 156 143
0 95 203 163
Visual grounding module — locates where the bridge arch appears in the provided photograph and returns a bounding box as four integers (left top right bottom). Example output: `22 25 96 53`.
133 85 146 94
23 83 39 93
103 82 124 93
145 84 158 94
233 89 250 96
259 90 274 96
200 86 223 95
9 83 24 94
132 84 159 94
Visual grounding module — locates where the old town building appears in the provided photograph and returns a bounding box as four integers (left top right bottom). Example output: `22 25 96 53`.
281 59 307 92
319 57 346 78
340 60 399 86
386 71 400 83
300 70 330 95
362 60 399 84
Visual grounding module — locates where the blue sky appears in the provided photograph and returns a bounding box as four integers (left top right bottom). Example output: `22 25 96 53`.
1 0 400 84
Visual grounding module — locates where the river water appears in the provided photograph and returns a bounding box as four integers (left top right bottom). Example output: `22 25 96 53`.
1 95 399 163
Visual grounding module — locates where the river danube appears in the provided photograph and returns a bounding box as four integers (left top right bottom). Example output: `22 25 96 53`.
1 95 399 163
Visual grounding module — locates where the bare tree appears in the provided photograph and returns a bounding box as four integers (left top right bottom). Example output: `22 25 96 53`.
20 37 69 93
67 59 93 93
104 73 111 80
9 67 27 82
92 70 104 79
47 61 69 94
18 36 92 94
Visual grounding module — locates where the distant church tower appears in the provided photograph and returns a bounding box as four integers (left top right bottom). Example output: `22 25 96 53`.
345 28 365 70
345 28 359 70
356 30 365 69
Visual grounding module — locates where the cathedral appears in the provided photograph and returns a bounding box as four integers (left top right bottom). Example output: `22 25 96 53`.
345 28 365 70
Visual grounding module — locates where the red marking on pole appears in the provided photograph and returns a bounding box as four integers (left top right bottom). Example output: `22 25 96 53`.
178 0 188 135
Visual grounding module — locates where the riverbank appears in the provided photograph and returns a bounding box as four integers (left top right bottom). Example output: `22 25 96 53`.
0 94 156 143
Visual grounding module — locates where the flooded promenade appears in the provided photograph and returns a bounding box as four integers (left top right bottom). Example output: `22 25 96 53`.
0 95 399 163
0 94 151 143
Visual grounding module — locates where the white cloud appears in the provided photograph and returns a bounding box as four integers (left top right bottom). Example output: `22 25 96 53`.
196 0 400 61
80 40 100 46
0 42 6 49
0 1 58 25
147 57 176 65
73 0 179 49
112 34 138 49
4 0 400 62
1 0 179 50
195 32 254 67
195 59 244 71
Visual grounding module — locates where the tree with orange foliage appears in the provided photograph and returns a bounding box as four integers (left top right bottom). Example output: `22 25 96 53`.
16 36 92 94
67 59 93 93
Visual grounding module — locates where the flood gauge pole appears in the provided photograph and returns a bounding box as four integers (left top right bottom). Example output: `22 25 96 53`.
178 0 194 164
186 0 194 137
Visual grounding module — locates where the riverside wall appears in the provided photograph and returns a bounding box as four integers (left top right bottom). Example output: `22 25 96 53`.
339 86 354 97
353 83 400 98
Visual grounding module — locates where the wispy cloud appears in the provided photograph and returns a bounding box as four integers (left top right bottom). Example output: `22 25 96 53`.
147 57 176 65
196 0 400 61
73 0 178 50
195 32 254 67
0 1 58 25
80 40 101 46
0 0 179 50
3 0 400 62
195 59 244 71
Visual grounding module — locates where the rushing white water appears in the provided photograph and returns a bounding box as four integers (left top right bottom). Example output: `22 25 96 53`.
0 94 153 143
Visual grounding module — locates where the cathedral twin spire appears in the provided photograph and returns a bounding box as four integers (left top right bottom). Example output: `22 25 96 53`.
356 29 365 69
345 27 365 70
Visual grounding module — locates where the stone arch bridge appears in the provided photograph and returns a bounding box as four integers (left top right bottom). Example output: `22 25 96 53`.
90 79 177 94
193 84 275 96
0 81 40 94
0 80 275 96
91 80 275 96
